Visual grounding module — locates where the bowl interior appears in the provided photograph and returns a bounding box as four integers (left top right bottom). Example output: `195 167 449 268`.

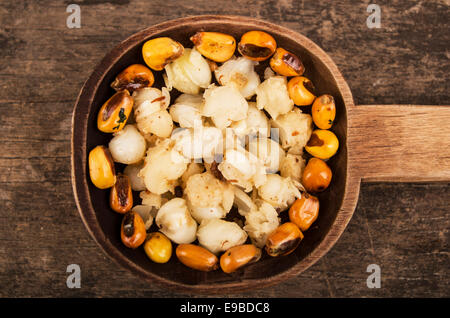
79 17 348 290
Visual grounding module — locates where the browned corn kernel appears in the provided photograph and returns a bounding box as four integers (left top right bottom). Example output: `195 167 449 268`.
109 173 133 214
270 48 305 76
97 90 133 133
110 64 155 93
190 32 236 63
237 30 277 61
88 145 116 189
176 244 219 272
312 94 336 129
302 158 332 193
287 76 316 106
289 193 320 232
220 244 261 273
120 210 146 249
265 222 304 257
142 37 184 71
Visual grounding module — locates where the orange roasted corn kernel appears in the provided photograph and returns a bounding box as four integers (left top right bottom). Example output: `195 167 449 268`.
97 90 133 133
109 173 133 214
88 145 116 189
270 47 305 76
238 30 277 61
190 32 236 63
220 244 261 273
176 244 219 272
265 222 303 257
287 76 316 106
110 64 154 93
142 37 184 71
312 94 336 129
302 158 332 193
289 194 320 232
305 129 339 159
120 210 146 249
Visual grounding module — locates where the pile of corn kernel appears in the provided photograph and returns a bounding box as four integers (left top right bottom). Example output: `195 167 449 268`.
88 31 339 273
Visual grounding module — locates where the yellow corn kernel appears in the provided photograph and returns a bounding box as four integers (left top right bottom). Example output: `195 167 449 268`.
265 222 303 257
220 244 261 273
305 129 339 159
142 37 184 71
88 145 116 189
110 64 154 92
97 90 133 133
287 76 316 106
176 244 218 272
312 94 336 129
270 47 305 76
190 32 236 63
109 173 133 214
144 232 172 264
238 30 277 61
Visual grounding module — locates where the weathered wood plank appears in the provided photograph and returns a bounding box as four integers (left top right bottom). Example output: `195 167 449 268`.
0 0 448 297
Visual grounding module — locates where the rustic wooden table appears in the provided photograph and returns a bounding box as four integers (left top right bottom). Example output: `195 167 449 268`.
0 0 448 297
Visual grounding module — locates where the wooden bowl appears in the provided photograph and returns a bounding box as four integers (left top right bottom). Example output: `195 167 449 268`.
71 15 450 294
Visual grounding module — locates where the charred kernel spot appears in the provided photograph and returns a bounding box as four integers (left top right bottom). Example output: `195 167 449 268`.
210 161 225 181
307 133 325 147
328 119 334 125
318 186 325 191
282 53 304 74
116 175 130 207
117 108 127 124
303 80 315 94
228 252 232 256
276 237 301 255
151 96 165 103
123 212 135 237
292 131 300 136
238 43 273 59
174 186 183 198
102 91 126 121
103 148 116 175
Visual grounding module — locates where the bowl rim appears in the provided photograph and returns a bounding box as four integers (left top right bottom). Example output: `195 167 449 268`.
71 14 359 294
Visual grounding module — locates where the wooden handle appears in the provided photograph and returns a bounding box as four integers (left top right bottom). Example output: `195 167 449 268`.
348 105 450 182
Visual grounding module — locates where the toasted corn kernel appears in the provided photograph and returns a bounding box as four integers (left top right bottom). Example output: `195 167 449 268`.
190 32 236 63
238 30 277 61
265 222 303 257
121 210 146 249
110 64 154 92
110 173 133 214
289 194 320 232
270 48 305 76
144 232 172 264
97 90 133 133
220 244 261 273
176 244 218 272
312 94 336 129
302 158 332 193
88 145 116 189
305 129 339 159
287 76 316 106
142 37 184 71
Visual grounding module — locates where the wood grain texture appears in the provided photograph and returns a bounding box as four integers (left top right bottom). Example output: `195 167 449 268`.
0 0 449 297
349 105 450 182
